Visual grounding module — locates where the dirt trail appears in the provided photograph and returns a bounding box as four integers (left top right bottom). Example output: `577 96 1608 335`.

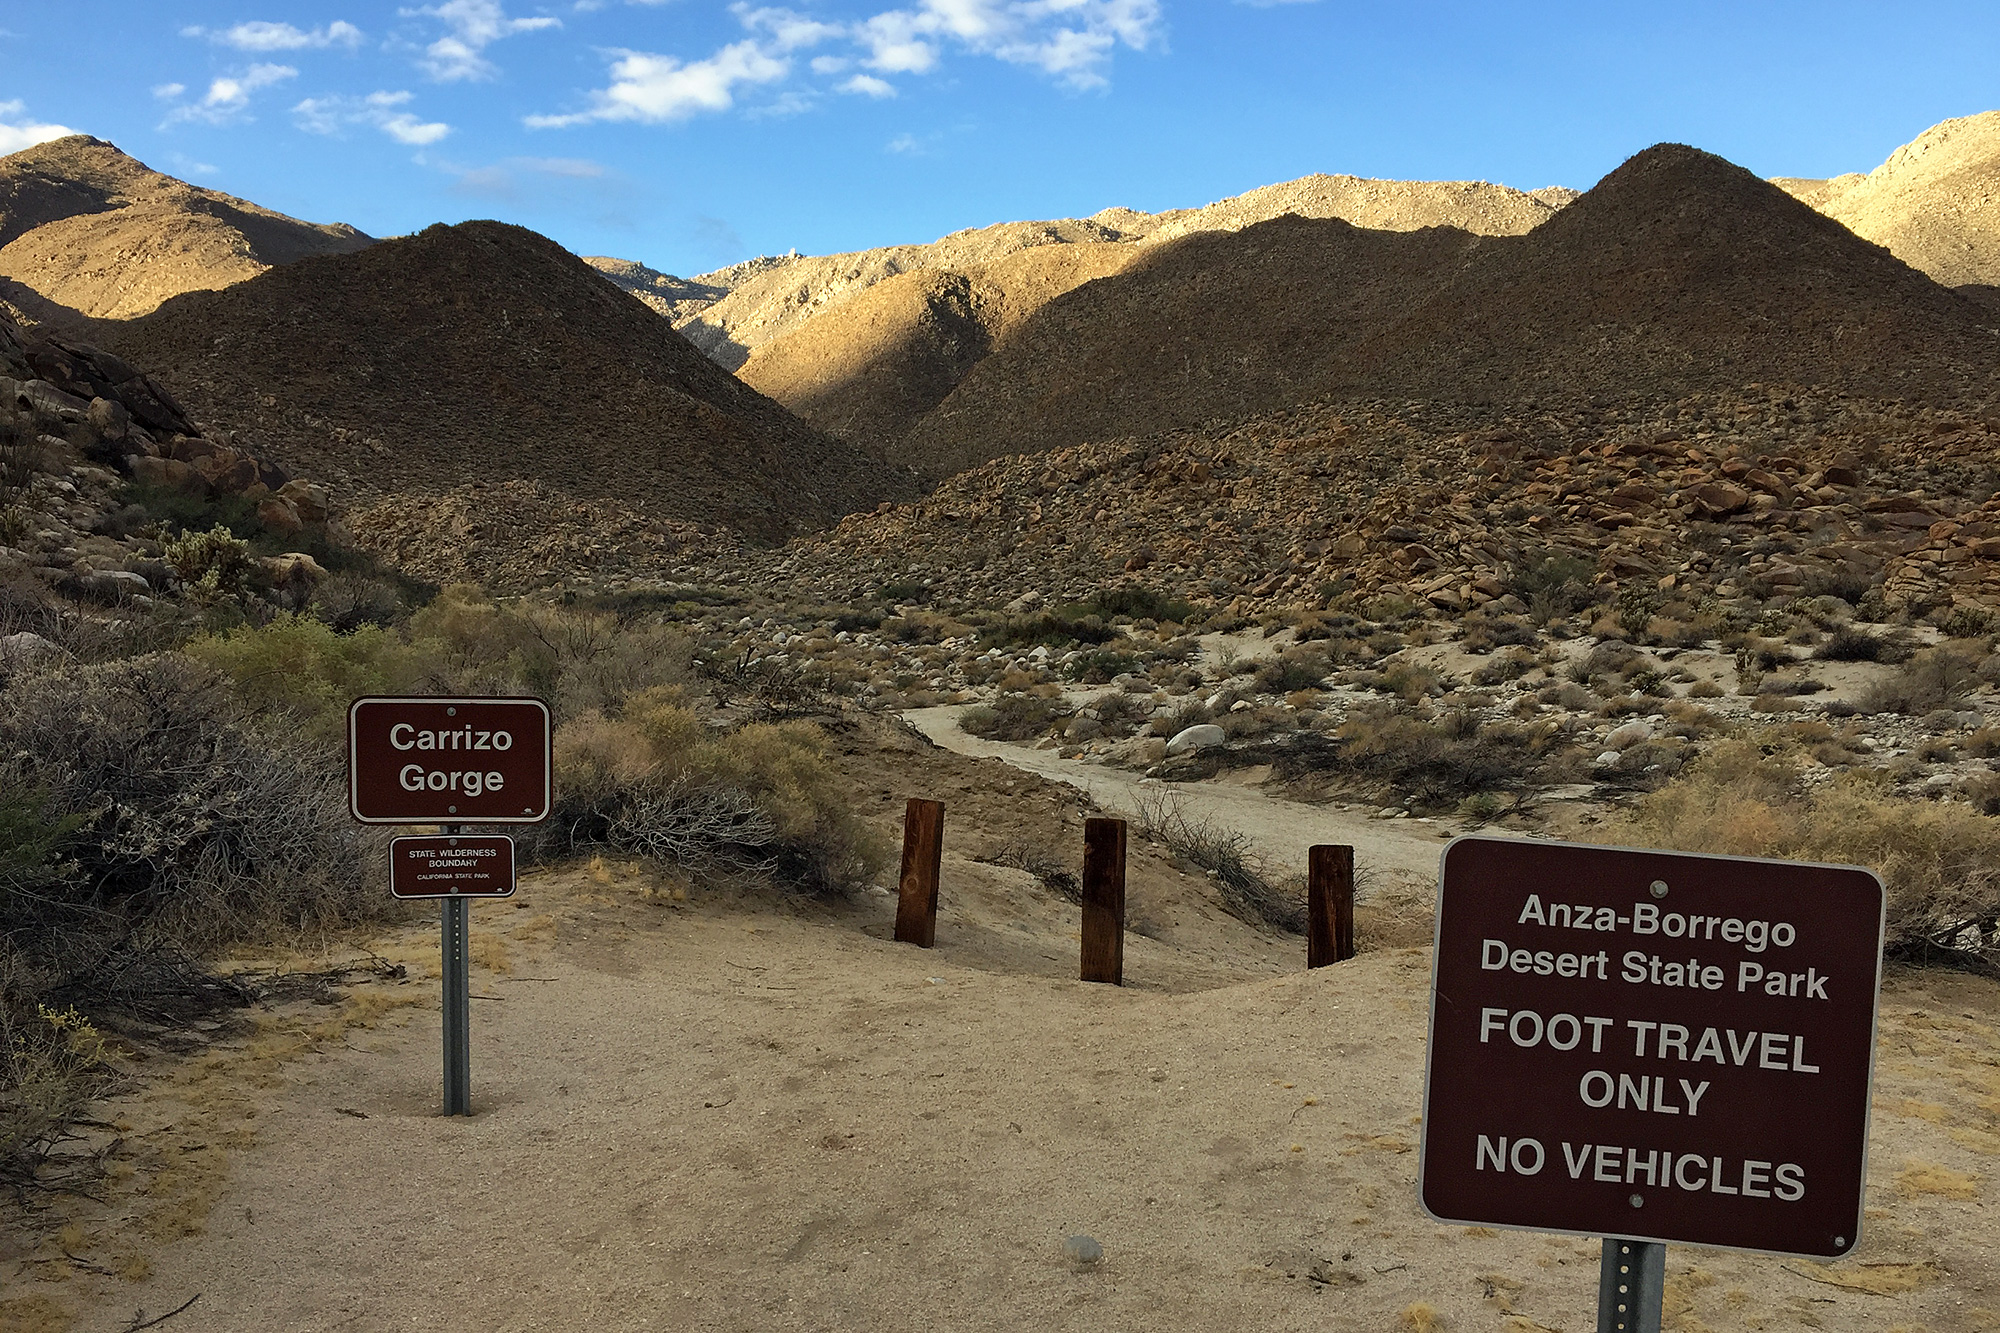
20 867 1992 1333
901 704 1450 891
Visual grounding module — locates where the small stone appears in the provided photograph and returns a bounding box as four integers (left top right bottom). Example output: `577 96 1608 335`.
1061 1234 1103 1267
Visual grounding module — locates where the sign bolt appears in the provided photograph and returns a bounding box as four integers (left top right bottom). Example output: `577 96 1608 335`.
1649 880 1669 898
1628 1193 1644 1207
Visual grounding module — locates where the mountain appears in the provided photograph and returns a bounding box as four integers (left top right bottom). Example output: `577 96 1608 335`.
582 255 728 323
0 136 372 322
735 241 1134 454
635 174 1571 372
108 220 915 541
891 144 2000 475
1775 110 2000 296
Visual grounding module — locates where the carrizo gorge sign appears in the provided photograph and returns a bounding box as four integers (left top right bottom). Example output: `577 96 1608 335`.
348 696 551 1117
1420 835 1885 1262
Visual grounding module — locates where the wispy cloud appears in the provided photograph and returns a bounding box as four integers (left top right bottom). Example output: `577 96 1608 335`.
404 0 561 81
530 0 1160 128
153 83 187 100
163 63 299 126
447 154 609 201
293 90 452 144
185 19 367 51
0 100 76 155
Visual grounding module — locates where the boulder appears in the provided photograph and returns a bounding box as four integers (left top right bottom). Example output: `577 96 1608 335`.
258 497 305 534
276 480 330 524
1603 720 1653 751
1165 723 1227 755
1690 482 1753 517
130 454 212 497
86 396 131 439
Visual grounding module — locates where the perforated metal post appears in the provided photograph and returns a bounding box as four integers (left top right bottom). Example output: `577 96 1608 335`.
439 824 471 1116
1597 1239 1665 1333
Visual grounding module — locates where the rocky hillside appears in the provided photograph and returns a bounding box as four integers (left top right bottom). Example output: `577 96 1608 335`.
0 136 372 323
1776 110 2000 295
108 221 917 543
701 386 2000 628
891 144 2000 476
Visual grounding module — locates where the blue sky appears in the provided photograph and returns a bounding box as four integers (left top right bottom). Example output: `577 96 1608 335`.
3 2 1997 277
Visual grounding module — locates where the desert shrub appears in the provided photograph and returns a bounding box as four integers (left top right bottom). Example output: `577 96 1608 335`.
1131 789 1302 934
1066 650 1138 684
1510 552 1598 622
1269 706 1567 811
1687 679 1725 699
162 523 253 601
1538 681 1599 711
1858 645 1984 715
983 608 1121 649
1379 661 1444 702
978 842 1080 902
1815 625 1916 664
1609 741 2000 961
533 692 887 894
0 412 34 547
1079 585 1197 623
1255 654 1330 694
0 654 388 1004
0 1003 122 1192
960 693 1067 742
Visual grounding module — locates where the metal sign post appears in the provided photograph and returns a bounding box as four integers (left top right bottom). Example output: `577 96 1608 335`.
348 697 549 1118
1417 836 1886 1327
439 826 472 1117
1598 1239 1665 1332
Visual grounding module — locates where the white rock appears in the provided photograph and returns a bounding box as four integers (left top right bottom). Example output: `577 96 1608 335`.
1604 721 1653 751
1166 724 1227 755
1593 750 1622 768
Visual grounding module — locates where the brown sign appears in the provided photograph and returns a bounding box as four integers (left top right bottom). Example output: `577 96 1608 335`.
348 697 551 823
1419 836 1884 1259
390 835 516 899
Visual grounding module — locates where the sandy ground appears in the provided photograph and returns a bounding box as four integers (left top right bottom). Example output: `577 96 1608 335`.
6 720 1998 1332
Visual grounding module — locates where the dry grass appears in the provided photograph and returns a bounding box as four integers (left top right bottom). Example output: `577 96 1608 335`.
1895 1161 1979 1200
1606 740 2000 960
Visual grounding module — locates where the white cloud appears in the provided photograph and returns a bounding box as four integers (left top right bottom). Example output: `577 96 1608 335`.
164 63 299 125
405 0 561 81
529 0 1161 129
0 101 76 155
838 73 895 97
526 40 788 126
189 19 367 50
294 90 452 144
153 82 187 100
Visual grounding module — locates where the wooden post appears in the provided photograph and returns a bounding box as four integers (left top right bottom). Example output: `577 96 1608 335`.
894 798 945 947
1081 817 1127 985
1308 844 1356 967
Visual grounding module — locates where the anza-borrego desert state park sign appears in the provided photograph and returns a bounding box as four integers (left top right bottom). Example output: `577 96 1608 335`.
1420 836 1886 1259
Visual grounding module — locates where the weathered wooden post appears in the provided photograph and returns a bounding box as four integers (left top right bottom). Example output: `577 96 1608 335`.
1081 817 1127 985
894 798 945 947
1308 843 1356 967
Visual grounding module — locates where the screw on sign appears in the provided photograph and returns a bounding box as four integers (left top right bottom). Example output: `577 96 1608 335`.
348 697 551 823
1419 836 1884 1327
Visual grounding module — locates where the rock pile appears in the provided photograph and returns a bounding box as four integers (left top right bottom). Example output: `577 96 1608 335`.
0 309 340 608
